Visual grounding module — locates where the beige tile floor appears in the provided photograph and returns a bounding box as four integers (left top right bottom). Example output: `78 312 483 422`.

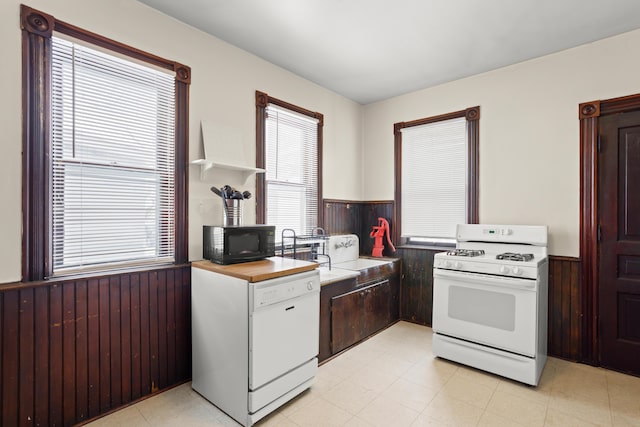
88 321 640 427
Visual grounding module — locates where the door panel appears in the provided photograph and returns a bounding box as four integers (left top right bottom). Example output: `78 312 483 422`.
331 289 365 354
330 280 392 354
598 111 640 375
250 292 319 390
619 130 640 237
364 280 391 334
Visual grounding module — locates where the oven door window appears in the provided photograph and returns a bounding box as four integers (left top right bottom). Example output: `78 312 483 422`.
433 269 537 357
449 286 516 331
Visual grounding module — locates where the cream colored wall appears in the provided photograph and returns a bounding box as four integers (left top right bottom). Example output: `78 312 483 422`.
363 29 640 257
0 0 363 283
4 0 638 279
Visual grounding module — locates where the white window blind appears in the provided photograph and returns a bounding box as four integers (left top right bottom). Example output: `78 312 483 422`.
401 116 467 240
50 37 176 275
265 104 319 241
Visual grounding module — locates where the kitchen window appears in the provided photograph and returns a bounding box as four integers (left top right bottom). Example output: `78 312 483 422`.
21 5 190 280
393 107 479 245
255 91 323 243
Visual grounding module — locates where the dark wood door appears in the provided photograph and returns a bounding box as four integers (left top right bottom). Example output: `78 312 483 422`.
598 110 640 375
331 288 366 354
330 280 392 354
364 280 391 333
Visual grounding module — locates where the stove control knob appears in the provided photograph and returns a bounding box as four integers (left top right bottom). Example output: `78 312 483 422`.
307 281 314 290
444 261 453 268
513 267 523 276
499 266 510 274
454 262 462 269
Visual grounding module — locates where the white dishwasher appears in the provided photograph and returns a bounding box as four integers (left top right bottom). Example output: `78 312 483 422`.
192 262 320 427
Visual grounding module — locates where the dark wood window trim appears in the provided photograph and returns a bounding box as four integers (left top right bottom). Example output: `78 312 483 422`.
578 93 640 365
255 90 324 227
21 5 190 282
393 107 480 244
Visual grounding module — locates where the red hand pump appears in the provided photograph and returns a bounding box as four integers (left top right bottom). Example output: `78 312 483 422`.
370 217 395 257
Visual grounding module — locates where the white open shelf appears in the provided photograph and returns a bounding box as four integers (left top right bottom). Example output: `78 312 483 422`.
190 159 265 182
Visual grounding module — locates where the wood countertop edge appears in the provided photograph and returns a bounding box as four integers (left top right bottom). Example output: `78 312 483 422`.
192 257 319 282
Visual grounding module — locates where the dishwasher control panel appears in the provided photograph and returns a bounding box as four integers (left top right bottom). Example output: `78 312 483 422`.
251 270 320 309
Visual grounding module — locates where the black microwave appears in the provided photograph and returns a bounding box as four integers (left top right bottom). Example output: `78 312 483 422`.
203 225 276 264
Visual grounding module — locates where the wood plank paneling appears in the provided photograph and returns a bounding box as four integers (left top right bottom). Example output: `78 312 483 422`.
130 274 142 400
120 275 132 405
323 199 394 257
98 279 111 413
63 283 76 424
50 285 63 426
75 281 88 423
87 279 100 419
180 268 192 380
359 203 394 257
149 272 159 393
140 273 151 396
2 290 19 427
109 276 122 408
34 286 49 426
551 260 562 355
167 271 176 385
19 288 35 427
548 256 582 361
323 200 361 236
0 292 3 425
0 264 191 426
158 271 168 390
396 247 441 325
0 291 20 426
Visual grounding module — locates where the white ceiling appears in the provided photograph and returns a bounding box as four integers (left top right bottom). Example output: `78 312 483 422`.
138 0 640 105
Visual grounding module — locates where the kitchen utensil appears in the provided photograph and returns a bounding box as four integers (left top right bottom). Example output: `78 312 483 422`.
222 185 233 199
242 191 252 199
210 186 223 198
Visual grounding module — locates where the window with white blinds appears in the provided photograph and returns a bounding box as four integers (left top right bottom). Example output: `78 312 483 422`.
265 104 319 241
400 116 467 241
50 37 176 275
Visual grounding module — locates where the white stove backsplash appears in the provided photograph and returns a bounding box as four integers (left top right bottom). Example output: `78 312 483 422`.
327 234 359 264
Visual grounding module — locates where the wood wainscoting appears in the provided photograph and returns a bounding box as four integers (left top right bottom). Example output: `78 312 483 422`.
0 264 192 426
548 256 582 361
395 247 441 326
323 199 394 256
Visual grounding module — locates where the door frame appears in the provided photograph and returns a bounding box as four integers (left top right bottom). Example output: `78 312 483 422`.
579 93 640 365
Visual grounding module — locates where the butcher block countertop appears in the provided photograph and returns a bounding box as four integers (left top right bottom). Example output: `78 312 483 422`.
191 257 319 282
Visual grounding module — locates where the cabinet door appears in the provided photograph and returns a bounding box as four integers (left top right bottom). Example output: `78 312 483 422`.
330 289 366 354
364 279 391 334
330 280 392 354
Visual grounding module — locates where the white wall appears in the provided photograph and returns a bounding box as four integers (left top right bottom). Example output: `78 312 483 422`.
363 29 640 257
0 0 363 283
3 0 638 280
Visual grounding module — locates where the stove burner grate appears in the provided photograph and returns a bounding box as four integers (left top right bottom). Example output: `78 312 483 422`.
446 249 485 257
496 252 534 262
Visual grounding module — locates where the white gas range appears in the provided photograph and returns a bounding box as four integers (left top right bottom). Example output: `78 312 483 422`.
432 224 548 386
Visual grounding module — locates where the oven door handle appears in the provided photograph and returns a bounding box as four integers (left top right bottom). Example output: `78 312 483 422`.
433 268 537 290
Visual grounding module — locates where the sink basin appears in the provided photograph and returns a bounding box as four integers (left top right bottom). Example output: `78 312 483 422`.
333 258 392 271
318 266 359 284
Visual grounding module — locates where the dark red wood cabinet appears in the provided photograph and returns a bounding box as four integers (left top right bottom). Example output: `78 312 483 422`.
319 259 400 363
